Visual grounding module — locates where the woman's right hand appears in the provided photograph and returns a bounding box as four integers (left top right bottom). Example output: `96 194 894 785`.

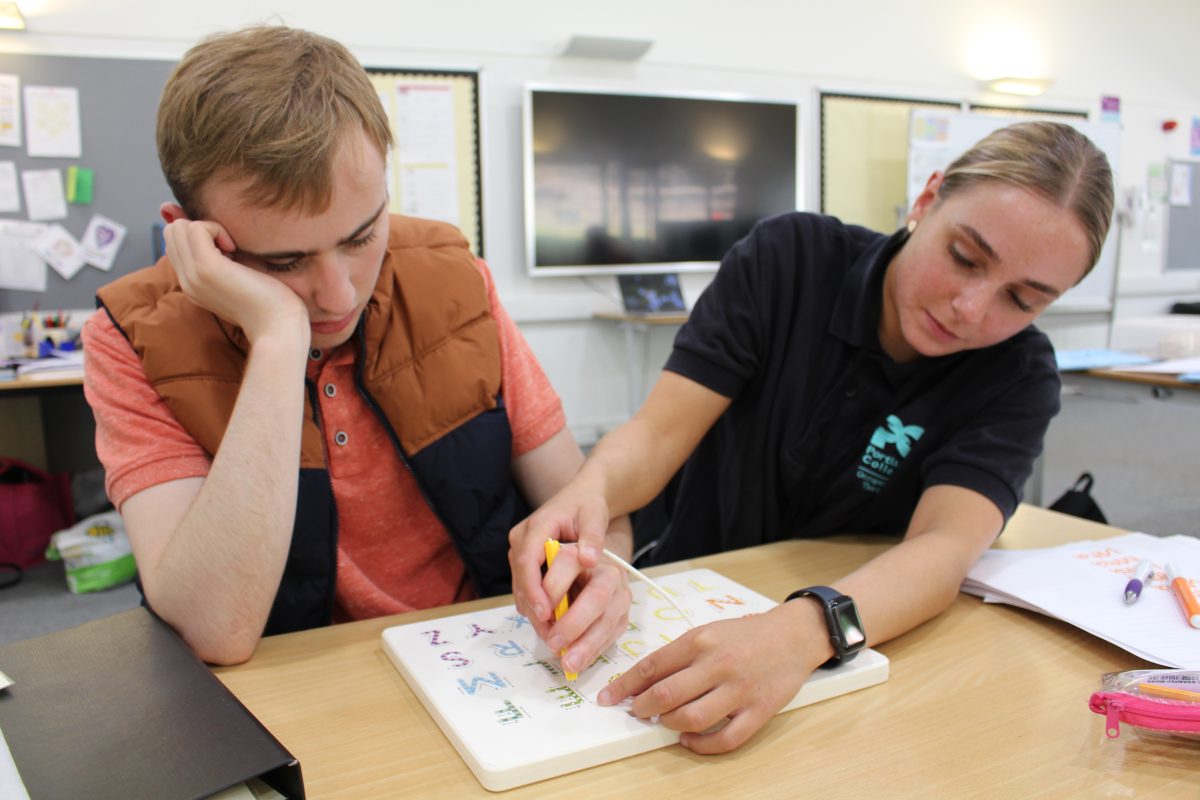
163 219 309 346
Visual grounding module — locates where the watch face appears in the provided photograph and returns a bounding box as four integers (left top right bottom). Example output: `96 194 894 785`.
830 597 866 650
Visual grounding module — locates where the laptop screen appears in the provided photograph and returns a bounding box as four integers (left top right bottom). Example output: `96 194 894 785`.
617 274 687 314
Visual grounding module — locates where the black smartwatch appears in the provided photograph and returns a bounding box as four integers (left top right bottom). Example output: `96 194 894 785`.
785 586 866 669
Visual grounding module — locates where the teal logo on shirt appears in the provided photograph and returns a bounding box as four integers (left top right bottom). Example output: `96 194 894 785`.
857 415 924 493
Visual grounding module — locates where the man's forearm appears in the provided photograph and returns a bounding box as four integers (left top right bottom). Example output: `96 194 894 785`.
143 332 309 663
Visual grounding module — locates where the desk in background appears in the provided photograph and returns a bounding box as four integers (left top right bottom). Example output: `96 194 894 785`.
213 505 1193 798
1065 367 1200 406
0 370 96 475
1028 366 1200 507
593 311 688 417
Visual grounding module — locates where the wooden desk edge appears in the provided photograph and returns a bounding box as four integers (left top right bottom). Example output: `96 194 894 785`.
593 311 689 325
1081 368 1198 391
0 370 85 391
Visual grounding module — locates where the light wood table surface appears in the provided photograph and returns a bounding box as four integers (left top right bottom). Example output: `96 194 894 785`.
213 505 1196 798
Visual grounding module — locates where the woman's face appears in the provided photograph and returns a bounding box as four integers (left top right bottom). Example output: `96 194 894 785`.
879 174 1093 362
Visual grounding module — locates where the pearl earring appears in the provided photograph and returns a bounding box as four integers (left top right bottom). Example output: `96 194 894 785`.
906 219 918 234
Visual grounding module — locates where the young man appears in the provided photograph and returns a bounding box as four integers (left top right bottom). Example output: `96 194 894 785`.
83 25 630 665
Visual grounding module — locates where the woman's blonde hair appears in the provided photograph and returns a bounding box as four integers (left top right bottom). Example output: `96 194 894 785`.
939 121 1114 276
156 25 393 217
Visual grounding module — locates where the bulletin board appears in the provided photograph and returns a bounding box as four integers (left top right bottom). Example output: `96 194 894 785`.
1165 159 1200 272
0 53 174 313
0 57 485 314
369 69 483 257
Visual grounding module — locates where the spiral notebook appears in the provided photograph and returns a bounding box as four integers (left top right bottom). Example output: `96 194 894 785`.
382 568 888 791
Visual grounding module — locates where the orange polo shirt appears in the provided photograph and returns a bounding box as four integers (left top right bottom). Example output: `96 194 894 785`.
83 259 566 619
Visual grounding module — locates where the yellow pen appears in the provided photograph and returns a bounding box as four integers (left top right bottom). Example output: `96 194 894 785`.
543 538 578 681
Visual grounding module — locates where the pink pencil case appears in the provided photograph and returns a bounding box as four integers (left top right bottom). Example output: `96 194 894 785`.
1089 669 1200 741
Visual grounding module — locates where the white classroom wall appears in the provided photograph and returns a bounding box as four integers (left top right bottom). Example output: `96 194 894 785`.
4 0 1200 440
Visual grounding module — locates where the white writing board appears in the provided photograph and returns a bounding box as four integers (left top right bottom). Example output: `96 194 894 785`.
382 568 889 791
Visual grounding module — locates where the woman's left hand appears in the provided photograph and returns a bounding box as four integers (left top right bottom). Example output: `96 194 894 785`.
597 599 832 753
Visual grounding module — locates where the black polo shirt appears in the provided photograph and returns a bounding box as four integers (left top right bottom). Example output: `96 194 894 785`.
642 212 1060 565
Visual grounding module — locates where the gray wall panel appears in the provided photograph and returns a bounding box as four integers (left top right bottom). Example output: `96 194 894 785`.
0 53 174 312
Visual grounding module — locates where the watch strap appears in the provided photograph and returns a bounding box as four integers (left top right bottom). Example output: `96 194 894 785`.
785 586 862 669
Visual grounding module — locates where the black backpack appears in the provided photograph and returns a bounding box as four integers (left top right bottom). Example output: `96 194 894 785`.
1048 472 1108 524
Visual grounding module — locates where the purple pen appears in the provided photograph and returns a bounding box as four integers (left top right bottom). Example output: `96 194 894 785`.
1123 559 1152 605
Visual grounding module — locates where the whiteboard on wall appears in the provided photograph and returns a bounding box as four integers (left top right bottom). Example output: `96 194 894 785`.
907 110 1121 312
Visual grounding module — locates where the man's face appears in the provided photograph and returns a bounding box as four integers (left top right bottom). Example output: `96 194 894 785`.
198 128 391 351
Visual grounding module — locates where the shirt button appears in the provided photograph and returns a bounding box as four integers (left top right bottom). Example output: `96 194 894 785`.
845 385 857 398
323 383 337 398
309 348 323 361
334 431 349 446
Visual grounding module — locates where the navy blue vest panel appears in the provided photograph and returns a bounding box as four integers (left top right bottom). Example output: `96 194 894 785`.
263 468 339 635
407 400 530 597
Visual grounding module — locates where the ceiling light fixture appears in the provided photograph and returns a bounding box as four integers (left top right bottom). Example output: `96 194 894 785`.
0 2 25 31
980 77 1053 97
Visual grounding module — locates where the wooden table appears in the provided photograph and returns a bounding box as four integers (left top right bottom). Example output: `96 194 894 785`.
214 506 1196 798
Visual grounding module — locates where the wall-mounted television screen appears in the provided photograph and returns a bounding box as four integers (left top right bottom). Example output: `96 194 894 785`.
524 87 798 276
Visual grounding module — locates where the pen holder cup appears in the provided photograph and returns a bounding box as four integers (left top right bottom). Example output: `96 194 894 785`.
42 326 72 347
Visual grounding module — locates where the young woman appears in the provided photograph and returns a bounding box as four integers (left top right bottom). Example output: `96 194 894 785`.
508 121 1113 753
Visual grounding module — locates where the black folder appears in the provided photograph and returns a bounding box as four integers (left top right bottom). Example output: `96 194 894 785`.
0 608 304 799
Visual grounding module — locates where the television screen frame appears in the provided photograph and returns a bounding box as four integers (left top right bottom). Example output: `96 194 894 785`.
522 85 800 277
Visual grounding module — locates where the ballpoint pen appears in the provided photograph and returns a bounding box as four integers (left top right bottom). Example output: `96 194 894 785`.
1123 559 1152 605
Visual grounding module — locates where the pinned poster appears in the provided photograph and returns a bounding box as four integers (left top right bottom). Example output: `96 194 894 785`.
0 74 20 148
1170 162 1193 207
32 223 85 280
1100 96 1120 124
0 221 48 292
394 83 459 225
66 166 94 204
0 161 19 213
79 214 126 270
24 86 81 158
20 169 66 221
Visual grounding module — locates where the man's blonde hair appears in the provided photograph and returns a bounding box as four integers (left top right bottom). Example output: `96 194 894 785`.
157 25 393 217
939 121 1114 277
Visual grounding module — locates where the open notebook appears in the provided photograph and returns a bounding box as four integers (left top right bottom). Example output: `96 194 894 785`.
962 531 1200 669
382 568 888 791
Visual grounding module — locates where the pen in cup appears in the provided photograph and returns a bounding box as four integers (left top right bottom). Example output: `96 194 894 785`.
1123 559 1152 605
1165 563 1200 629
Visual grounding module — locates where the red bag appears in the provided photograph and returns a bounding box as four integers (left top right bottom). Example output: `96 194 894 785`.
0 458 76 568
